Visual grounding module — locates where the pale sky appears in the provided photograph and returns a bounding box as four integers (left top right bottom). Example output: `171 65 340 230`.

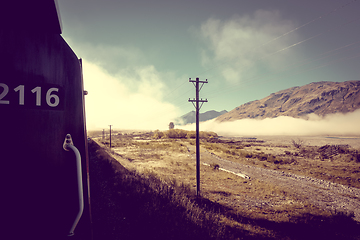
57 0 360 131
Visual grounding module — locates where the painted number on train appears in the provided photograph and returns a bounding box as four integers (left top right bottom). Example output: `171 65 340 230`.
0 83 63 110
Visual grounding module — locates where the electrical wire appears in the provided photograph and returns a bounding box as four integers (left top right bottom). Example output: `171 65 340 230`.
192 0 359 77
192 4 360 104
149 0 360 121
208 49 360 101
204 40 360 98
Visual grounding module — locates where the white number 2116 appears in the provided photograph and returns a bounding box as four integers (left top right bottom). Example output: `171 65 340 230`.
0 83 60 107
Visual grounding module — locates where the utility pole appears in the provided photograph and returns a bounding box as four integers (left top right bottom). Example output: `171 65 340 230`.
188 77 208 196
109 125 112 149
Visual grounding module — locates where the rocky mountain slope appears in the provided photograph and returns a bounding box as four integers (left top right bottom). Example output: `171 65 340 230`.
177 110 228 125
216 81 360 122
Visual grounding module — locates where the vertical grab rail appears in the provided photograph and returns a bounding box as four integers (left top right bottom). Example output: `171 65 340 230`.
63 134 84 237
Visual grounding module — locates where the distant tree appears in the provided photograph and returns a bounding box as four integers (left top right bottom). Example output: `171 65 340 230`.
291 139 304 149
169 122 175 130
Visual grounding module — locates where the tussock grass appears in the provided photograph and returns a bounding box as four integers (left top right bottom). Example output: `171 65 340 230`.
89 138 360 240
203 142 289 166
89 140 234 240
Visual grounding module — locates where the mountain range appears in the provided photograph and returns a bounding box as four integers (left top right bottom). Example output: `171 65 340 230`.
216 80 360 122
176 110 228 125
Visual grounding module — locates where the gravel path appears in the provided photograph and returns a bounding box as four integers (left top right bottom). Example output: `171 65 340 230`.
187 144 360 221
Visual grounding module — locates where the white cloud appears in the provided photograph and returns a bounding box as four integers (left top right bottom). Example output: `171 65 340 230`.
199 10 300 83
181 110 360 136
65 39 147 74
82 59 179 130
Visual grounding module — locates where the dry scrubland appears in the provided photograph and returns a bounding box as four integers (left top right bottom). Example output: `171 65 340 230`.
89 129 360 239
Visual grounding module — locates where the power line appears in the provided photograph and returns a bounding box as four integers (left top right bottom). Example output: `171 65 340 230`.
162 80 188 99
207 48 360 101
149 0 360 121
197 9 360 100
192 0 359 77
205 40 360 98
206 14 360 93
259 0 359 49
265 15 360 58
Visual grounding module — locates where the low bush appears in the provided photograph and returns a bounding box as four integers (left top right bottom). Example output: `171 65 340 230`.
186 131 196 139
210 163 220 170
291 139 304 149
318 145 360 162
152 129 164 139
153 129 218 140
165 129 188 139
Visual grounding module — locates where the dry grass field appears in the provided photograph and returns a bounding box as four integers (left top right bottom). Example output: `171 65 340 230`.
89 129 360 239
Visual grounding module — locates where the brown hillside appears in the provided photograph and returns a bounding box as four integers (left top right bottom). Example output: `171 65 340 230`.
217 81 360 122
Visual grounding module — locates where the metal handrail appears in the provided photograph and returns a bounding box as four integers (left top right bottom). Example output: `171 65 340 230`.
63 134 84 237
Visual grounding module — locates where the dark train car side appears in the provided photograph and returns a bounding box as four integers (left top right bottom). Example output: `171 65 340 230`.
0 1 92 239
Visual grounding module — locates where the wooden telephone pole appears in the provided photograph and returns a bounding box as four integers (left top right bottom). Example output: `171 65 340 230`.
188 78 208 196
109 125 112 149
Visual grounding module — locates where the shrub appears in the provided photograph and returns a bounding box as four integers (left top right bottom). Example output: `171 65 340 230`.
291 139 304 148
154 129 218 140
152 130 164 139
186 131 196 139
200 131 218 139
256 153 268 161
164 129 188 139
210 163 220 170
351 152 360 162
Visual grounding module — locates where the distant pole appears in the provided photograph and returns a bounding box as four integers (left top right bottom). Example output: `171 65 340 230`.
189 77 208 196
102 129 105 140
109 125 112 149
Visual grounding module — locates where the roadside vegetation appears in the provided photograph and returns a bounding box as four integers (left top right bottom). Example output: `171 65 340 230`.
89 139 253 240
152 129 218 140
88 130 360 239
